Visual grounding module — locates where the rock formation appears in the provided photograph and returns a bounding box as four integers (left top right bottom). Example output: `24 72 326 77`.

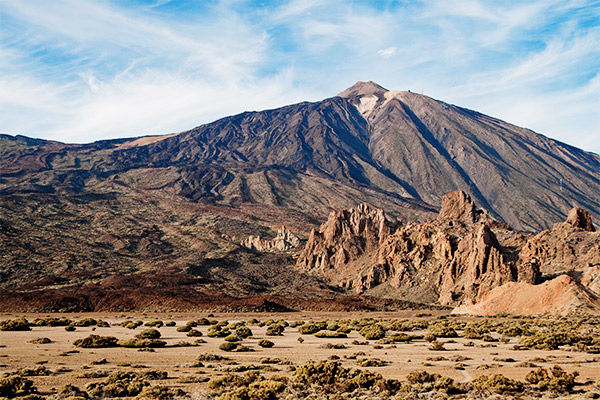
241 226 300 252
297 190 600 315
298 190 538 306
297 203 393 279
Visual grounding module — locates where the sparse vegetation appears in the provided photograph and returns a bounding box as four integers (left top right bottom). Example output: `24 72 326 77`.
73 335 118 348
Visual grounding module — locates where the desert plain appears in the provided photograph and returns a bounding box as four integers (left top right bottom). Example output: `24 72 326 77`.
1 311 599 399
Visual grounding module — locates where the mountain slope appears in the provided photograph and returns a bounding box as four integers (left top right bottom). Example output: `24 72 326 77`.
339 81 600 231
1 81 599 310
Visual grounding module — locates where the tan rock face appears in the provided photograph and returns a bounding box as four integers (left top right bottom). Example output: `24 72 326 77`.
566 207 596 231
298 190 538 306
438 190 482 223
296 203 392 279
241 226 300 252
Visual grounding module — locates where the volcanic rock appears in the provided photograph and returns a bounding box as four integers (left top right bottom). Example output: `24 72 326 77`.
296 203 393 278
241 226 300 252
453 274 600 316
298 190 537 306
566 207 595 231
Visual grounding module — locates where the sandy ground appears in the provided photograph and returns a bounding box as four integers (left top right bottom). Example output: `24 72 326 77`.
1 311 598 397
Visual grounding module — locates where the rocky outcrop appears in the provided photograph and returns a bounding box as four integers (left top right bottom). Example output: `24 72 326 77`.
296 203 393 279
241 226 300 252
437 190 485 224
298 190 538 306
519 207 600 275
566 207 596 231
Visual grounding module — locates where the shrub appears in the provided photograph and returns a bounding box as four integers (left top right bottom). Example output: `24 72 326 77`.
73 335 118 348
164 321 176 327
195 353 228 362
186 329 203 337
144 320 163 328
73 318 97 327
314 331 347 339
65 325 76 332
223 334 240 342
298 322 325 334
207 327 229 337
135 329 161 339
117 339 166 348
359 324 385 340
97 320 110 328
139 371 168 380
265 325 284 336
235 326 253 338
526 366 578 393
136 385 185 400
176 325 191 332
519 331 577 350
0 318 30 331
428 323 458 338
0 375 37 398
122 321 143 330
86 371 148 397
471 374 524 393
219 342 238 352
31 317 72 327
28 337 52 344
406 370 459 393
258 339 274 348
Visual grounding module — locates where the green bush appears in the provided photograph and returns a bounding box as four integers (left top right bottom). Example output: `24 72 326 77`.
0 375 37 398
265 324 284 336
186 329 203 337
314 331 347 338
359 324 385 340
135 329 161 339
117 339 166 348
235 326 253 338
122 321 143 330
144 320 163 328
31 317 72 327
428 323 458 338
73 335 118 348
73 318 97 327
0 318 30 331
526 366 578 393
207 327 230 337
471 374 524 393
298 322 325 334
223 334 240 342
65 325 76 332
86 371 148 397
258 339 274 348
219 342 238 352
136 385 185 400
164 321 176 327
28 337 52 344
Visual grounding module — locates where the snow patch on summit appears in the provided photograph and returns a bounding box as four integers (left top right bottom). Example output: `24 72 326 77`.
357 95 379 117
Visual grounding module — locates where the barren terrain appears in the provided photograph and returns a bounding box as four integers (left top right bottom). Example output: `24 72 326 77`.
1 312 599 399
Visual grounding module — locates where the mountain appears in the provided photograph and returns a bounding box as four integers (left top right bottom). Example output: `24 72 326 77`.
1 81 599 311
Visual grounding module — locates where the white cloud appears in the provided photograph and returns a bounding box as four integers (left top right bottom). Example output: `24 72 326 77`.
377 47 397 58
0 0 598 154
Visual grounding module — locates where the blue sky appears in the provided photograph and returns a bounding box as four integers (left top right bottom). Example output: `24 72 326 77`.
1 0 599 153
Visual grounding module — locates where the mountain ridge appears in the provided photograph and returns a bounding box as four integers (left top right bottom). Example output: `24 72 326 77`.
1 81 599 312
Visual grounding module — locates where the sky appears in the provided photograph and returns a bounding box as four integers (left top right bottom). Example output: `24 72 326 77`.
1 0 599 154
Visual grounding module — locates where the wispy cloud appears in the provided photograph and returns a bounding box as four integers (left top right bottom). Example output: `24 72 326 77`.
0 0 598 153
377 47 397 58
